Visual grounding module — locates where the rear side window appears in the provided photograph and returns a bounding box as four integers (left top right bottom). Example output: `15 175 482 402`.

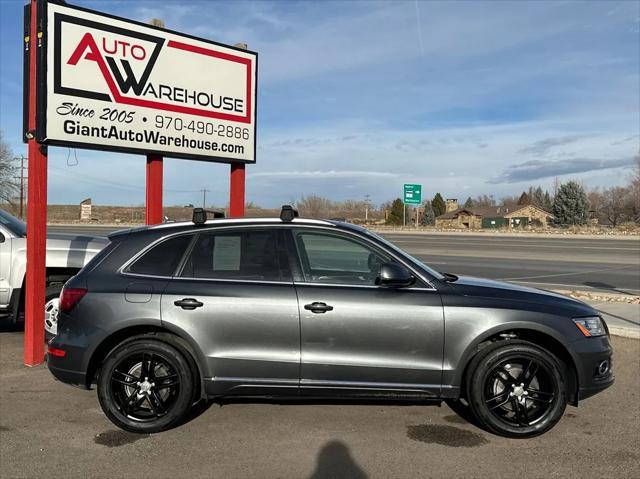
127 234 193 276
180 230 283 281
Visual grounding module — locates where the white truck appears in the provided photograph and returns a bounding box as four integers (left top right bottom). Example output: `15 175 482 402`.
0 209 108 336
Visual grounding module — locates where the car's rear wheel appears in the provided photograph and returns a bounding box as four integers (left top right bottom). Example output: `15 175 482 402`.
466 340 567 438
97 338 195 433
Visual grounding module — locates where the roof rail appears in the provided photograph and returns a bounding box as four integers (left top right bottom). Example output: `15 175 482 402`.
192 208 225 225
280 205 299 222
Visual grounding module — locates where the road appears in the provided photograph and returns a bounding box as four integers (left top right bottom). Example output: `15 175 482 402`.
48 225 640 295
383 233 640 295
0 331 638 478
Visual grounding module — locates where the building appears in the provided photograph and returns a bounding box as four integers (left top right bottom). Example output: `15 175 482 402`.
435 204 553 229
445 198 459 212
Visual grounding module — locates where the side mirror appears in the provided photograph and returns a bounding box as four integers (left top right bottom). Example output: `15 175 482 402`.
0 232 4 244
376 262 415 288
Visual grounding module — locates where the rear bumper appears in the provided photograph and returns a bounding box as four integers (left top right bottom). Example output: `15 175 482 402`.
47 360 89 389
46 318 95 389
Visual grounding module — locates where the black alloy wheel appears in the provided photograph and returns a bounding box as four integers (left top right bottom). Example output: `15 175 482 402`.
466 340 568 438
484 358 556 427
97 337 195 433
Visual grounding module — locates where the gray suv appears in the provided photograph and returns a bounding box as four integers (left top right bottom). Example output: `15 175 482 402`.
47 207 613 437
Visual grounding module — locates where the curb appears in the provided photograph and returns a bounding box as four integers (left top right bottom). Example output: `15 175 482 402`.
608 326 640 339
551 289 640 305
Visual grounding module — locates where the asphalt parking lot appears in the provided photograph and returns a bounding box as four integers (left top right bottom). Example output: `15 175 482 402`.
0 333 638 479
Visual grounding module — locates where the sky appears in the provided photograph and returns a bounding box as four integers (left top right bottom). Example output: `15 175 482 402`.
0 0 638 208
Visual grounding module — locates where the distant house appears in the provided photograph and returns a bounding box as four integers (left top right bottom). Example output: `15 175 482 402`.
435 201 553 229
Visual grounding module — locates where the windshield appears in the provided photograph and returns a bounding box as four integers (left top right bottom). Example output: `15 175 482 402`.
362 229 445 281
0 209 27 237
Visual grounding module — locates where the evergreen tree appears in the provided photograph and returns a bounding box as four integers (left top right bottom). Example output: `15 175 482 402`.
552 181 590 226
517 192 531 205
463 196 474 208
529 186 543 207
431 193 446 217
543 191 552 212
386 198 405 225
422 202 435 225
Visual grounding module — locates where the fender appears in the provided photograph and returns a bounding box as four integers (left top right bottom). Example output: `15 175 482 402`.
447 320 580 390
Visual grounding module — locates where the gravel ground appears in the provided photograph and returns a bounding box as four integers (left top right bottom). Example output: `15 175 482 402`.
0 333 638 479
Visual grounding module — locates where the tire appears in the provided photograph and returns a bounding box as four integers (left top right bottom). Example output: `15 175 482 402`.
97 337 195 433
44 284 63 338
465 340 567 438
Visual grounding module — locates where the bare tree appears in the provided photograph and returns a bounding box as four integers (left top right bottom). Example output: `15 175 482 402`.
629 155 640 223
473 194 496 207
296 194 334 218
600 186 629 227
0 131 17 205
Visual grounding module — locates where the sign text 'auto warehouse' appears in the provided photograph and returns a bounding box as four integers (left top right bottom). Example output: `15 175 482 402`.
35 1 257 163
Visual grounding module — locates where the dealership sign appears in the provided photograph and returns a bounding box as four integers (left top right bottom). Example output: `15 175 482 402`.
28 1 257 163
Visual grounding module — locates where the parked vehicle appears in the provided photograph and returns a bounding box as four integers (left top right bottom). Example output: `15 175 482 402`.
47 207 613 437
0 209 108 337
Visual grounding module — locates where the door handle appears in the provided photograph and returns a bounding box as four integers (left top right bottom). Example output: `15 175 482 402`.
174 298 204 310
304 302 334 314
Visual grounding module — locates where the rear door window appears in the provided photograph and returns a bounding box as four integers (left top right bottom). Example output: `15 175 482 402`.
180 229 286 281
127 234 193 276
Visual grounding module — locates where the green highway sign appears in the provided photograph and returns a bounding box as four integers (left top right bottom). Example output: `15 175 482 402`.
403 184 422 205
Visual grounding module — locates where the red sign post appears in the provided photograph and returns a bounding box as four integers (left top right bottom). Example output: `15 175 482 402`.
24 0 47 366
145 154 163 225
229 163 245 218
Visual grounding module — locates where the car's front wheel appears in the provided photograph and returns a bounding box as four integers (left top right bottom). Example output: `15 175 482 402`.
97 337 195 433
466 340 567 438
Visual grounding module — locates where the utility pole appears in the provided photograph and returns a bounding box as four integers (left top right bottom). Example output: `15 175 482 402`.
364 194 371 222
200 188 210 208
12 155 27 219
19 155 25 219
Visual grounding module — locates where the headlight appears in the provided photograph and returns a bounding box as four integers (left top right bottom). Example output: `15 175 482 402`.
573 316 606 337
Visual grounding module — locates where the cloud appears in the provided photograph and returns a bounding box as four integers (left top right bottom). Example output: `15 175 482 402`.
489 157 635 184
610 135 639 146
251 170 398 179
518 135 590 156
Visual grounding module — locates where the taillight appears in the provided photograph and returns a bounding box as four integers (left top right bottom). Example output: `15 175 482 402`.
47 346 66 358
59 287 87 313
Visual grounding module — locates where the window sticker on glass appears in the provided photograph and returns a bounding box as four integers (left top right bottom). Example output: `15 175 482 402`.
213 236 241 271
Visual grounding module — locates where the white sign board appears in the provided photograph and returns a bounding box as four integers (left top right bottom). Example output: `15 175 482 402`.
39 2 257 163
80 203 91 220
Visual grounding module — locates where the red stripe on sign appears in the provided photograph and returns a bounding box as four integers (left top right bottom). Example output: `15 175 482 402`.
166 40 252 123
70 33 252 124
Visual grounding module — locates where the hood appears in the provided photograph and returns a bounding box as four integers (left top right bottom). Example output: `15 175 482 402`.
46 232 109 249
448 275 589 308
43 233 109 268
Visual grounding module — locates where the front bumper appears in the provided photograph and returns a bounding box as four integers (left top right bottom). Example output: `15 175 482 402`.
572 334 614 402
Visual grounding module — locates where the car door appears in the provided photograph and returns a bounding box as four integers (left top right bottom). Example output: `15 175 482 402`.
161 227 300 396
289 227 444 397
